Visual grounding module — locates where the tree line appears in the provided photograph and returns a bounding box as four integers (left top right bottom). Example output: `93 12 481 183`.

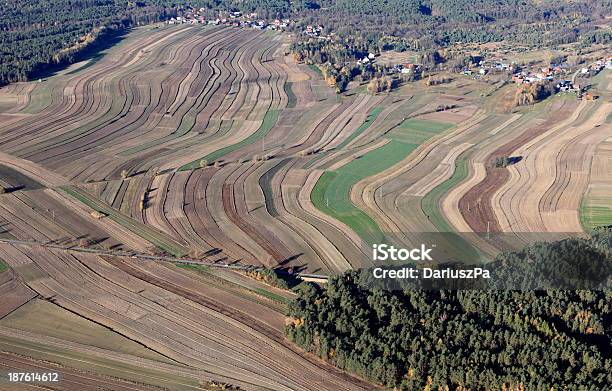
0 1 174 85
1 1 610 86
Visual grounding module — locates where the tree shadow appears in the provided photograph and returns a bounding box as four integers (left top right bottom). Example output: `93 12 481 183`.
29 28 130 82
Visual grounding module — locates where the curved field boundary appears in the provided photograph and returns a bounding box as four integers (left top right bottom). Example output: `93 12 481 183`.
0 242 373 390
417 114 523 233
492 101 611 234
315 116 456 245
352 109 488 244
311 117 454 245
456 98 582 233
58 186 187 256
303 106 384 170
180 109 280 170
284 82 297 108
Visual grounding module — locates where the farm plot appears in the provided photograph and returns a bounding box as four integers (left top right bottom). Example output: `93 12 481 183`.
455 96 582 233
311 115 454 245
581 136 612 229
0 299 172 363
59 186 188 256
349 100 487 249
0 22 610 388
0 352 165 391
492 101 612 234
0 25 287 183
0 271 37 319
0 242 373 391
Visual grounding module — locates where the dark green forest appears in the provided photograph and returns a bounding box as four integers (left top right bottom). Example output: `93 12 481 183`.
285 232 612 390
0 1 173 84
1 0 610 85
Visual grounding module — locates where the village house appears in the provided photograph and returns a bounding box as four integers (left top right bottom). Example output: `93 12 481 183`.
556 80 573 92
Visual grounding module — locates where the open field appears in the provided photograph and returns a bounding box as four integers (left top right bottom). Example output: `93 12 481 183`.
580 135 612 230
310 117 453 245
0 23 610 389
0 241 373 390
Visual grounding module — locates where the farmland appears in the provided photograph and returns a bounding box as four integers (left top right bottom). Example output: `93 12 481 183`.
0 22 610 390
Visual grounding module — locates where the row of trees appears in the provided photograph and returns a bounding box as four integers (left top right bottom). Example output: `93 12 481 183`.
286 230 611 389
514 82 555 106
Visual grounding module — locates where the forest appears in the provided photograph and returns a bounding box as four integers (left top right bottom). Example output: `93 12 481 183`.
1 0 610 85
0 1 173 85
286 230 612 390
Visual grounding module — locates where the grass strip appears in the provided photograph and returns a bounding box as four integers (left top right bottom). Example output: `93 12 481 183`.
179 109 280 170
308 64 323 78
419 151 481 261
284 82 297 108
312 118 454 245
580 196 612 230
337 107 384 149
251 287 289 305
311 141 420 245
176 264 289 305
421 152 470 232
259 159 290 217
59 186 186 257
0 259 8 273
304 107 383 169
312 171 384 245
388 118 453 144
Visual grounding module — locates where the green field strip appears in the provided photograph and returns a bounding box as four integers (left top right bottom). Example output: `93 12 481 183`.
179 109 280 170
59 186 187 257
259 159 291 217
312 171 385 245
337 107 384 149
250 287 290 305
21 79 59 114
388 118 454 144
176 264 289 307
308 64 323 78
284 82 297 108
311 118 454 245
580 196 612 230
0 259 8 273
421 152 470 232
419 151 481 261
303 107 383 169
312 141 419 245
